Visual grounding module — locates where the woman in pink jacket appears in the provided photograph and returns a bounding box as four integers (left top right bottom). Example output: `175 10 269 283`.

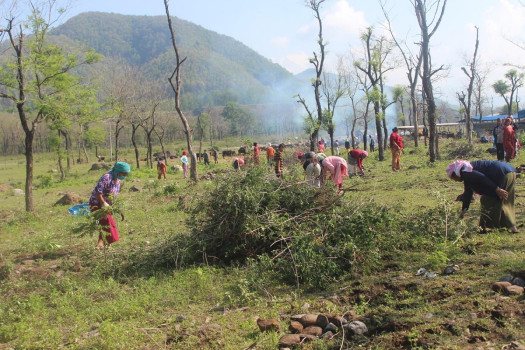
320 156 348 192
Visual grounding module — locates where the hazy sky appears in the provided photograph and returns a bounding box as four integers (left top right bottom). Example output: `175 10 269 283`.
62 0 525 108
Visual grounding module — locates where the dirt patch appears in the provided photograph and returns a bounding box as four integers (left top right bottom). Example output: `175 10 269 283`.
0 183 11 192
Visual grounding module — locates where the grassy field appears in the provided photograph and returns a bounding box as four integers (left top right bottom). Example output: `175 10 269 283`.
0 139 524 349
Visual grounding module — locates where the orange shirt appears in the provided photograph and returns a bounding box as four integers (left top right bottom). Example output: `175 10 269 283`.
266 146 275 159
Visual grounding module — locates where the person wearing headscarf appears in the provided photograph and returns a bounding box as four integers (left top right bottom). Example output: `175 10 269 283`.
390 127 403 171
503 117 516 162
232 157 245 170
180 151 189 179
446 159 518 233
157 159 167 180
347 149 369 176
89 161 130 249
318 140 325 153
320 156 348 192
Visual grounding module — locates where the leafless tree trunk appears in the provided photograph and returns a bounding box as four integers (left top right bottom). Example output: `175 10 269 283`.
164 0 198 182
80 124 89 163
297 0 326 148
197 113 204 162
322 68 344 155
457 26 479 144
414 0 447 162
113 117 125 162
154 125 168 165
131 120 141 168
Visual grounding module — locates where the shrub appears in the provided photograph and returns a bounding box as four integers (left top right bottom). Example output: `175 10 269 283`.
37 174 54 189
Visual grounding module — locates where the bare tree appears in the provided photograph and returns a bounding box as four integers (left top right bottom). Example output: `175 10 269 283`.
297 0 327 151
456 26 479 144
322 69 344 155
414 0 448 162
355 27 394 161
346 64 372 150
164 0 197 181
381 0 423 146
473 67 488 122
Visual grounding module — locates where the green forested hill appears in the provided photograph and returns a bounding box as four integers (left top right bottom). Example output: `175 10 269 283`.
51 12 298 109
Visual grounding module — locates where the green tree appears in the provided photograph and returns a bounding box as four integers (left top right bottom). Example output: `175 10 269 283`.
0 3 99 211
493 69 524 116
221 101 254 137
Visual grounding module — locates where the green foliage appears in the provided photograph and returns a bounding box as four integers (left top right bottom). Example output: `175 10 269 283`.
37 174 55 189
84 126 106 148
154 184 180 196
181 168 407 289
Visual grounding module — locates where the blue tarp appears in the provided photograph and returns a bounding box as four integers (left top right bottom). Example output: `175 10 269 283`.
471 110 525 122
68 203 91 217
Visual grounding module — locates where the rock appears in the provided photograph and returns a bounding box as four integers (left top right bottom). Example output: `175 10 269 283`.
316 314 329 328
256 318 280 332
300 302 310 311
289 320 303 333
129 185 141 192
22 259 35 265
300 314 319 327
324 322 338 333
171 165 183 172
176 316 186 322
54 193 84 206
89 163 110 171
321 331 334 340
278 334 301 347
13 188 24 196
345 321 368 336
492 281 512 292
499 275 514 283
416 267 426 276
443 265 460 275
48 169 58 173
302 326 323 337
278 334 316 347
290 314 306 322
505 285 524 295
511 277 525 287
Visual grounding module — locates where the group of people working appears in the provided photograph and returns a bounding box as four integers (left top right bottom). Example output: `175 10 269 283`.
89 122 520 250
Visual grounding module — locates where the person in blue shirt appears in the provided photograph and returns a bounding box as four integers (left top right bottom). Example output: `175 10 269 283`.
446 160 518 233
